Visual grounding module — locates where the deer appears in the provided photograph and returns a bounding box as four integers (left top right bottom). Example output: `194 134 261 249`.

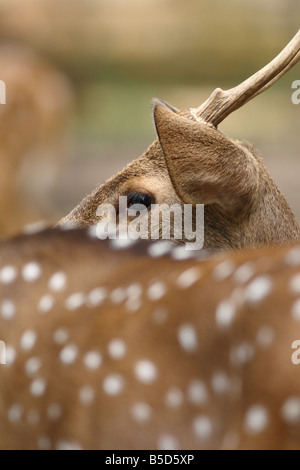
0 226 300 449
0 44 73 237
59 30 300 253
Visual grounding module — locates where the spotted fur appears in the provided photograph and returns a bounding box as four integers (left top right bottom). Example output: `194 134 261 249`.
1 228 300 449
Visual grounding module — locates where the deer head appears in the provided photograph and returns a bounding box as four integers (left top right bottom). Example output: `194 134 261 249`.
59 31 300 252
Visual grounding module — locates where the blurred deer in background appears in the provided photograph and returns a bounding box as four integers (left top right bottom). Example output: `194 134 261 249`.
1 228 300 449
0 44 73 237
60 30 300 252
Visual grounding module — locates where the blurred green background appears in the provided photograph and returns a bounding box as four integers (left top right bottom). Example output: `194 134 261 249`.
0 0 299 220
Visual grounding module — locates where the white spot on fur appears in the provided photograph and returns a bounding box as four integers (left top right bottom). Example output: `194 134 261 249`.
38 295 55 314
215 299 236 328
0 265 17 284
30 378 46 397
5 346 16 366
108 339 127 359
48 272 67 292
23 221 48 235
147 281 166 301
53 328 69 345
21 330 37 351
125 297 142 312
65 292 85 310
25 357 41 376
22 262 41 282
244 276 272 303
193 416 213 440
281 397 300 424
110 238 135 250
165 387 184 408
38 436 52 450
171 246 195 261
231 343 255 366
187 380 208 405
213 260 235 281
211 372 230 394
84 351 102 370
131 402 152 423
56 440 82 450
103 374 124 396
285 247 300 266
256 327 275 348
60 344 78 365
1 300 16 320
47 404 62 421
177 267 201 289
244 405 269 434
290 274 300 294
79 385 95 405
157 435 179 450
87 225 98 239
148 241 173 258
234 262 255 284
8 404 23 423
86 288 106 307
124 292 139 311
178 324 198 353
135 360 157 384
110 287 126 304
127 283 142 296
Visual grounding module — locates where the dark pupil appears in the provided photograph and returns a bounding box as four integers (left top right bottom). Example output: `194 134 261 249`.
127 192 153 208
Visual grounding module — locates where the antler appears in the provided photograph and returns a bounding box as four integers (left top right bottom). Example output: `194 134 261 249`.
191 29 300 127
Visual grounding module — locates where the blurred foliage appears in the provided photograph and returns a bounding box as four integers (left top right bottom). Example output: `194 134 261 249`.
0 0 298 82
0 0 299 142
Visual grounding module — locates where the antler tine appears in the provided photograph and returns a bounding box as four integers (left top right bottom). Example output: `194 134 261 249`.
191 30 300 127
251 48 300 100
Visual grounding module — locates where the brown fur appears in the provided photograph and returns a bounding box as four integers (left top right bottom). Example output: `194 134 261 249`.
59 101 300 251
1 228 300 449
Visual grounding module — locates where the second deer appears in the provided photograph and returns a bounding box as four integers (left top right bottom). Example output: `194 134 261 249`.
60 31 300 252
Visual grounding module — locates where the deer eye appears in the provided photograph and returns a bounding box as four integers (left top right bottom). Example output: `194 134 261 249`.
127 192 154 208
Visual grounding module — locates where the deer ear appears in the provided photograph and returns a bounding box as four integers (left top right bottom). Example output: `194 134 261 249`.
151 97 178 116
152 101 260 211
